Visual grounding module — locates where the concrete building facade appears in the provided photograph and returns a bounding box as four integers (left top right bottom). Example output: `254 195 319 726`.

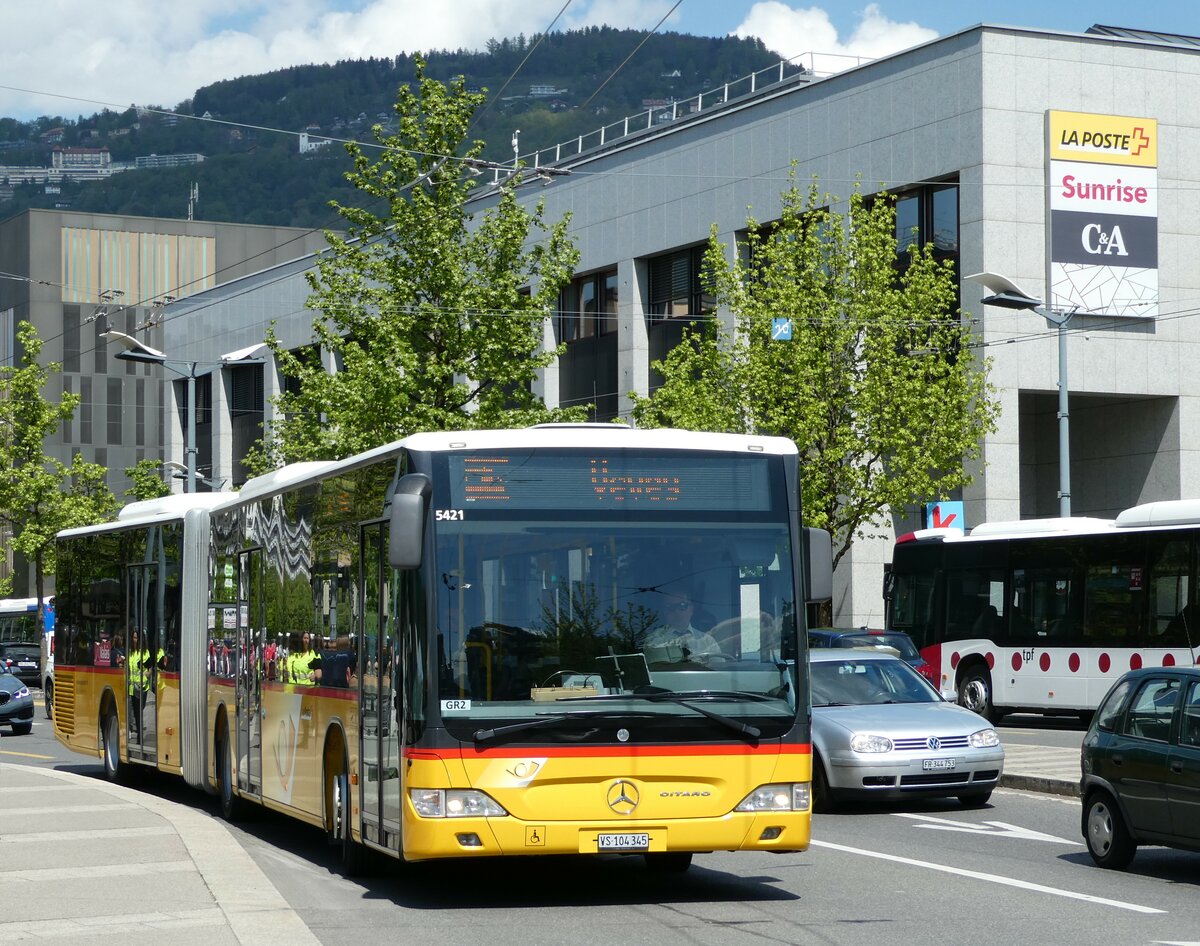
0 209 330 591
146 23 1200 624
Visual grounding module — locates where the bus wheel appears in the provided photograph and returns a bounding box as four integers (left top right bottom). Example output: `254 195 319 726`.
644 852 693 873
959 666 997 722
216 720 244 822
325 742 367 876
44 678 53 720
101 706 123 783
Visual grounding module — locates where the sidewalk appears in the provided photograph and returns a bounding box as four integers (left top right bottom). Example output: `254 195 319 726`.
0 765 320 945
1000 742 1081 797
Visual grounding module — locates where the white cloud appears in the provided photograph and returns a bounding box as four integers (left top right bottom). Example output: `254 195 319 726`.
0 0 681 121
732 2 937 72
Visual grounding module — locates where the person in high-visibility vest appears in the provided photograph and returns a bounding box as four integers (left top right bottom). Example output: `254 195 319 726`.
127 630 163 736
287 632 322 686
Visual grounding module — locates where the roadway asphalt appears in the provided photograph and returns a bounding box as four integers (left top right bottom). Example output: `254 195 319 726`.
0 741 1080 945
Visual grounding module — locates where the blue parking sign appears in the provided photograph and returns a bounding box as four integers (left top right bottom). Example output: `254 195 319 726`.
771 317 793 341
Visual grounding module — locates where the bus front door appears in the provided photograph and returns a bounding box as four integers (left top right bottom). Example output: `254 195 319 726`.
236 549 264 800
360 521 401 854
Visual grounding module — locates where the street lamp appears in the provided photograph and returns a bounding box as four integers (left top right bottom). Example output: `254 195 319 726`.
162 460 226 491
102 329 202 494
964 272 1078 518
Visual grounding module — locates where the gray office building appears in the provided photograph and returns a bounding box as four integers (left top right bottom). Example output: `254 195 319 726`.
133 23 1200 624
0 209 330 592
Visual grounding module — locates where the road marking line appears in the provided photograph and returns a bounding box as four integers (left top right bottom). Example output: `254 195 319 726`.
810 839 1165 914
3 861 193 883
0 907 226 937
893 812 1077 844
0 749 55 760
1 826 174 844
0 803 134 816
0 784 80 793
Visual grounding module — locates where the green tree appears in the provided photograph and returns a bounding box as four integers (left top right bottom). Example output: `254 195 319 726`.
124 458 173 501
631 175 1000 568
253 58 585 468
0 323 119 607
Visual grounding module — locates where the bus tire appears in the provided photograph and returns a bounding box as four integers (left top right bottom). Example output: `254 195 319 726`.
101 705 123 783
959 665 998 723
644 852 692 873
44 678 53 720
216 718 245 822
325 738 367 876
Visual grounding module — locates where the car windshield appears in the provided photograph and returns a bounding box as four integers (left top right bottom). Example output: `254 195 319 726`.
835 633 920 661
811 657 939 706
433 517 798 734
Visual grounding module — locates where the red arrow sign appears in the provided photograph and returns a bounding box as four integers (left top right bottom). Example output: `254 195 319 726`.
931 506 957 529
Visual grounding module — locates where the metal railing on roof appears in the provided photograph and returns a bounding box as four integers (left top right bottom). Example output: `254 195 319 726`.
513 51 873 170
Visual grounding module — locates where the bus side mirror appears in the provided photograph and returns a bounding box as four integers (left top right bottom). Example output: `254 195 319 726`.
803 527 833 603
388 473 432 570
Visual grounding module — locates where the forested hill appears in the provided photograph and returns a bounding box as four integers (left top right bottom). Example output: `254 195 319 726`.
0 28 782 227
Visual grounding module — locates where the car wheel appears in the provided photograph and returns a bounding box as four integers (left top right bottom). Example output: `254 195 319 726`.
1085 792 1136 869
959 666 998 723
44 679 53 720
812 753 839 813
644 852 693 873
958 789 992 807
101 706 123 783
12 720 32 735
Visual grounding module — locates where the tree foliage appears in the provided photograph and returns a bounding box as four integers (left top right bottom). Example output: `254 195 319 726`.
252 59 585 469
631 175 1000 568
0 323 119 601
124 459 173 501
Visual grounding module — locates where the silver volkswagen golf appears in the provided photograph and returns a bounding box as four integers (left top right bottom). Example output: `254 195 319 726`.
809 650 1004 810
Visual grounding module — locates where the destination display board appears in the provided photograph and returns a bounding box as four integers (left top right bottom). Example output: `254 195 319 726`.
445 452 775 512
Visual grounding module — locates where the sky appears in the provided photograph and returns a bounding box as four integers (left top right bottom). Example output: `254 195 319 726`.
3 1 1200 122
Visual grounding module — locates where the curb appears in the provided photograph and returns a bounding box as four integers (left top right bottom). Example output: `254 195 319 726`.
1000 773 1080 798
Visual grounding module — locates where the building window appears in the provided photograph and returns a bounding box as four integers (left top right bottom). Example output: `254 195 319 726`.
893 180 958 268
558 270 617 343
648 247 713 321
135 378 145 447
63 305 80 374
80 377 92 444
891 179 960 322
61 376 73 443
107 377 122 445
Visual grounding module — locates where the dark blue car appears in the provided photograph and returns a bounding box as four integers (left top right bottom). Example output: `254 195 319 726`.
808 628 936 686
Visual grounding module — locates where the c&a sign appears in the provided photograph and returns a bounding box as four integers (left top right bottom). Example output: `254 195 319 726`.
1046 110 1158 318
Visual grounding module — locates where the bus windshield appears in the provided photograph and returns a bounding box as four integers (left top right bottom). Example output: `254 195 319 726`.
433 517 797 733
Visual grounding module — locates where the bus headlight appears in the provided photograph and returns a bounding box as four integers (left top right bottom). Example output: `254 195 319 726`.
409 788 508 818
735 783 810 812
850 733 892 753
969 728 1000 748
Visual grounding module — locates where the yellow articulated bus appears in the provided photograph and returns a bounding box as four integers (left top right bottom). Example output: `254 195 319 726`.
53 425 831 873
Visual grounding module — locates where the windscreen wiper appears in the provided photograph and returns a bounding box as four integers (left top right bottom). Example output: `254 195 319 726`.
472 710 661 743
559 691 764 740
